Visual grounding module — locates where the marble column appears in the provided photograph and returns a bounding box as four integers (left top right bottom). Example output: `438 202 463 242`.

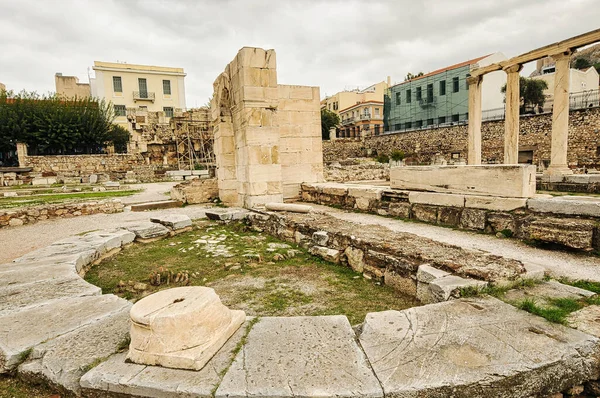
545 51 573 176
503 64 522 164
467 75 483 165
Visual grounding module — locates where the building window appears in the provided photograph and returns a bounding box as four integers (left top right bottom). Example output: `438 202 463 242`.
405 121 412 129
427 84 433 102
427 118 433 126
112 76 122 93
406 89 411 103
416 120 423 128
163 107 174 118
452 113 460 122
394 123 401 130
395 92 401 105
163 80 171 95
439 80 446 96
416 87 422 101
138 78 148 98
453 77 459 93
114 105 126 117
375 107 380 116
438 116 446 124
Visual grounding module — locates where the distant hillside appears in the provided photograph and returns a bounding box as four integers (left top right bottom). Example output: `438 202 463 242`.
573 42 600 66
529 43 600 77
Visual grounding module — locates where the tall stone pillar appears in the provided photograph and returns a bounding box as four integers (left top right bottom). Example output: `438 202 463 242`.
16 142 28 168
545 51 573 177
467 75 483 165
503 64 522 164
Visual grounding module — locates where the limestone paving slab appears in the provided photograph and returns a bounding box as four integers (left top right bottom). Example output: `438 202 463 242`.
503 280 596 305
567 305 600 338
81 320 251 398
527 197 600 217
359 297 600 398
124 222 170 241
19 306 131 396
205 208 249 221
0 275 101 316
150 214 192 230
216 315 383 398
0 294 130 373
0 261 77 287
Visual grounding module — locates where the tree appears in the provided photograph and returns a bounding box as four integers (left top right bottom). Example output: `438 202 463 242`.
404 72 424 81
573 57 592 70
321 108 340 140
501 77 548 114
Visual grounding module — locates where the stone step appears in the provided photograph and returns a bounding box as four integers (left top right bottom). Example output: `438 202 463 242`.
19 305 131 396
0 261 78 287
80 319 251 397
130 200 183 212
0 294 130 373
359 297 600 397
0 275 101 316
503 280 596 306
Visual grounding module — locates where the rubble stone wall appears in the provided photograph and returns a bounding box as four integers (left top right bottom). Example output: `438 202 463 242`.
325 107 600 170
324 161 389 182
170 178 219 204
0 199 124 228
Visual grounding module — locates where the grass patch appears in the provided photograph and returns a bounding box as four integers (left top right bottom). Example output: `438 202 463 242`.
516 298 583 324
86 221 419 325
0 190 139 209
0 375 58 398
459 278 542 298
559 278 600 295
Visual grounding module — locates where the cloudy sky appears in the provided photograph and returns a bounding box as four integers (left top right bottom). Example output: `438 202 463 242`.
1 0 599 107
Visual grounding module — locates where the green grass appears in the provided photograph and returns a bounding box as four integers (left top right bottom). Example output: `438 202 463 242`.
559 278 600 294
85 221 419 325
0 190 139 209
459 278 541 298
0 376 58 398
516 297 584 324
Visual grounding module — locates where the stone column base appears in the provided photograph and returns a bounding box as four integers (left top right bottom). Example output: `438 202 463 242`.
543 165 573 182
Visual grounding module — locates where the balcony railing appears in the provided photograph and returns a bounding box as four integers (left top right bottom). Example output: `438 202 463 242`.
341 117 356 125
133 91 155 102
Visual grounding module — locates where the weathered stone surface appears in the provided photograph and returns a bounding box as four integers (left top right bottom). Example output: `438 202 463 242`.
19 307 131 395
0 261 77 287
150 214 192 230
312 230 329 246
528 197 600 217
567 305 600 338
216 316 383 398
417 264 451 283
128 287 245 371
81 321 250 397
412 204 438 223
429 275 488 302
460 208 486 230
465 195 527 211
344 246 365 273
124 222 170 241
170 178 219 204
0 294 129 373
359 297 600 398
205 208 249 221
265 202 312 213
503 280 596 304
409 191 465 207
0 275 100 316
527 217 595 250
308 245 340 263
437 206 462 226
384 270 416 296
487 212 516 234
388 202 411 218
131 200 182 212
391 164 536 198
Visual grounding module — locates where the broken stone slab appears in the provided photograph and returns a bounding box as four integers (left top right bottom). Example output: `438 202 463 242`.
89 174 98 184
527 197 600 217
18 305 131 396
311 230 329 246
103 181 120 188
359 297 600 398
465 195 527 211
3 191 17 197
408 191 465 207
130 200 183 212
265 202 312 213
150 214 192 230
527 217 595 250
216 316 383 398
429 275 488 302
308 245 340 263
503 280 596 305
124 222 170 242
127 287 245 371
344 246 365 273
0 275 101 316
0 294 129 373
0 261 78 287
416 263 451 283
567 305 600 338
81 320 250 397
205 208 249 221
60 229 135 256
13 246 98 275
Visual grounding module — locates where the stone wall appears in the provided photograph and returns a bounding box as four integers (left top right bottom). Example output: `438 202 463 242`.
325 107 600 170
0 199 124 228
324 161 389 182
170 178 219 204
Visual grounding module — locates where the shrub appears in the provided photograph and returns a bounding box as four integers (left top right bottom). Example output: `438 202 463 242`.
375 154 389 164
390 150 405 162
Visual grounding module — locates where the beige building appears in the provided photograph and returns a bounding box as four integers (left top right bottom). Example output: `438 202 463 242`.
0 82 5 92
55 74 91 98
321 79 390 115
90 61 187 127
531 66 599 112
338 100 384 138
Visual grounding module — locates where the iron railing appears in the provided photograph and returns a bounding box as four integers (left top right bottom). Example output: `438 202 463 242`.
133 91 155 101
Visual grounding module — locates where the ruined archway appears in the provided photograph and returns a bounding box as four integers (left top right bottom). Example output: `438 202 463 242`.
211 47 324 208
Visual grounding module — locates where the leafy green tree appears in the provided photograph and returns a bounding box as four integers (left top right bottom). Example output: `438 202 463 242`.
573 57 592 70
501 77 548 114
321 108 340 140
404 72 424 81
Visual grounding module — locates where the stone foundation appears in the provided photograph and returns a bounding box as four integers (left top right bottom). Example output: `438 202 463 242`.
0 199 124 228
324 160 389 182
170 178 219 204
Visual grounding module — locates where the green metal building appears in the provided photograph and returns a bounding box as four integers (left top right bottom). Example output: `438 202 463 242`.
384 56 487 132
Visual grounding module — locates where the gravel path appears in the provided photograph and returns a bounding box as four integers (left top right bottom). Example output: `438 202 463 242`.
311 204 600 282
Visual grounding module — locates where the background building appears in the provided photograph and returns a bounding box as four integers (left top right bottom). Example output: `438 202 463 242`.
384 53 507 133
54 74 91 98
90 61 186 127
531 66 599 112
0 82 5 92
338 100 384 138
321 78 390 115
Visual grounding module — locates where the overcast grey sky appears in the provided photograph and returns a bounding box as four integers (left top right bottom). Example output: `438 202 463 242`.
1 0 598 108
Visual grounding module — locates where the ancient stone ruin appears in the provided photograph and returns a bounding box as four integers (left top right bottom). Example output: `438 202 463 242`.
211 47 324 208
